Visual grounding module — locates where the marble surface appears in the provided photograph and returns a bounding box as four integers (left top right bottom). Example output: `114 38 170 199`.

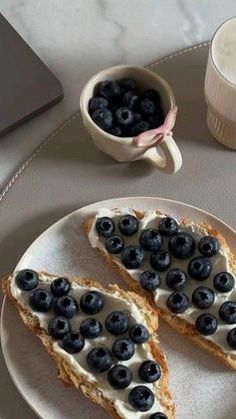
0 0 236 191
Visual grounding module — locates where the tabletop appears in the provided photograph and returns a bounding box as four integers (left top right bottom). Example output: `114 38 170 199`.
1 0 236 191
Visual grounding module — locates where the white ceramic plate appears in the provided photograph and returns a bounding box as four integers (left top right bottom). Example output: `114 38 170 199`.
1 197 236 419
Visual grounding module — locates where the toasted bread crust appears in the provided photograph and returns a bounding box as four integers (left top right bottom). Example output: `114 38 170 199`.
85 210 236 370
1 272 175 419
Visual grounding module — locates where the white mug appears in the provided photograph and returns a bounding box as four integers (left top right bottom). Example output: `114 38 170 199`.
80 65 182 174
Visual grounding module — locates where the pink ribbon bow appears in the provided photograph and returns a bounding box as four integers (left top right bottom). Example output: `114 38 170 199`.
133 106 178 148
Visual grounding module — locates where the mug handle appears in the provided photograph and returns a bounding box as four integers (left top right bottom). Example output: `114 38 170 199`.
141 133 182 174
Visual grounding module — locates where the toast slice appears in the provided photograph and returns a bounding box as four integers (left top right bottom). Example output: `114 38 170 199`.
2 270 175 419
85 208 236 370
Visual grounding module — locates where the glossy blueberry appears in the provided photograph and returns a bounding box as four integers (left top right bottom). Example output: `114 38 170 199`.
121 245 145 269
129 324 149 344
48 316 71 339
118 214 139 236
188 257 212 280
96 217 115 238
50 277 71 297
140 98 156 115
105 235 124 254
80 291 104 315
227 328 236 349
87 347 113 373
150 251 171 272
80 318 103 339
139 229 163 252
142 89 161 104
166 268 188 291
54 295 78 319
198 235 219 257
195 313 218 336
116 107 134 127
62 331 84 354
167 292 189 314
29 288 53 312
140 271 161 291
109 126 122 137
112 337 135 360
149 413 167 419
118 78 137 92
123 91 139 110
168 232 196 259
99 80 121 101
108 365 132 389
128 385 154 412
91 108 113 132
105 311 129 335
148 111 164 128
219 301 236 324
192 287 215 309
159 217 178 237
89 96 108 113
129 120 150 136
138 360 161 383
213 272 234 293
16 269 39 291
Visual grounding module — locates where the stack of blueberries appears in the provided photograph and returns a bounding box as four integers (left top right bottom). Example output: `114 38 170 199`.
89 78 164 137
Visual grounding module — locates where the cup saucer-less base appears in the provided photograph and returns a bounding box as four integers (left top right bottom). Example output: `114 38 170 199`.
1 196 236 419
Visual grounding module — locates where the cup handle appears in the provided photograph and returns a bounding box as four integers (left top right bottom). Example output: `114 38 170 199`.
141 133 182 174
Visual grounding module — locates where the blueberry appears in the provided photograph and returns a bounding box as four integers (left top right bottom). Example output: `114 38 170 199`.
159 217 178 237
140 98 156 115
54 295 78 319
105 235 124 254
87 347 113 373
116 107 134 127
121 245 145 269
219 301 236 324
109 126 122 137
166 268 188 291
89 96 108 113
133 112 142 123
149 414 167 419
118 214 139 236
192 287 215 309
168 232 196 259
138 360 161 383
112 337 135 360
227 328 236 349
62 331 84 353
48 316 71 339
188 257 212 280
16 269 39 291
198 236 219 257
50 277 71 297
148 111 164 129
80 318 103 339
129 324 149 344
140 271 161 291
150 251 171 272
118 78 137 92
96 217 115 238
167 292 189 313
80 291 104 315
105 311 129 335
213 272 234 293
128 385 154 412
29 288 53 312
99 80 121 101
142 89 161 104
108 364 132 389
195 313 218 336
123 91 139 110
91 108 113 132
139 229 163 252
129 120 150 136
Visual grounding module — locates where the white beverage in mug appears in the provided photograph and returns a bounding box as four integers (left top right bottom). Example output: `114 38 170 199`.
205 17 236 149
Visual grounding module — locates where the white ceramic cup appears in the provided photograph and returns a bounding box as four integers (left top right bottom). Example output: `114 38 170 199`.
205 17 236 149
80 65 182 174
